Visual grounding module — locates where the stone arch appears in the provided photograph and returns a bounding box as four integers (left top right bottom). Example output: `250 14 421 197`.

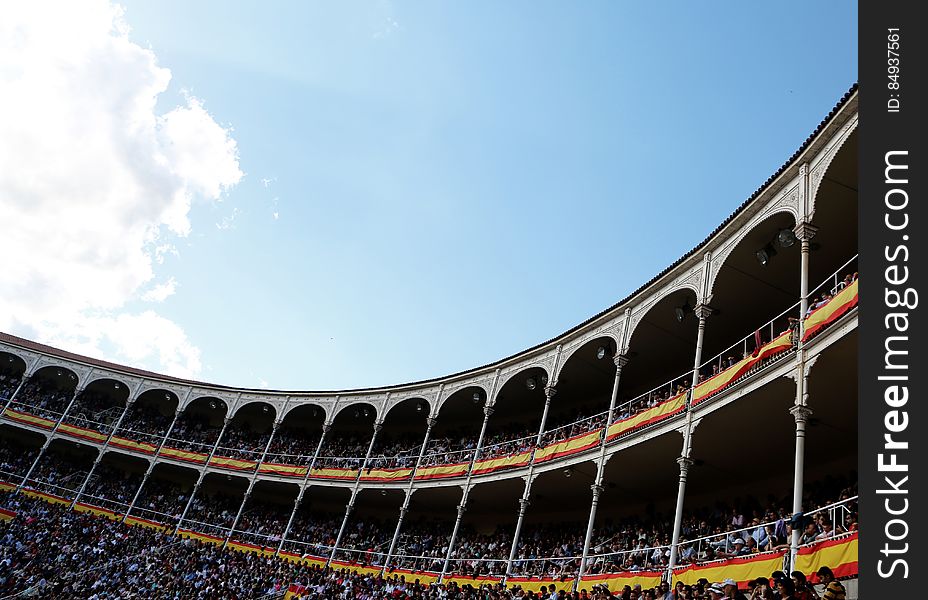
809 116 858 218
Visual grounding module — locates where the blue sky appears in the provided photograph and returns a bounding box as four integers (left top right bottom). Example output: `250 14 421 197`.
3 2 857 390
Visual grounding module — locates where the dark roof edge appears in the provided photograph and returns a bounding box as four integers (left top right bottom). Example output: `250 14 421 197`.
0 83 859 397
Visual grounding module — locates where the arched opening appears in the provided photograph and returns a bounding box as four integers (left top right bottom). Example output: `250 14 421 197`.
267 403 325 465
179 471 249 539
423 385 488 470
216 401 277 462
116 388 181 449
0 424 44 481
810 129 858 286
80 451 148 515
447 479 525 578
316 402 377 470
369 397 430 471
12 365 79 421
586 432 682 575
281 486 352 559
25 438 97 500
542 337 619 446
132 462 198 529
394 486 463 573
230 480 299 549
0 352 27 400
168 396 229 455
333 488 405 565
510 463 597 579
480 367 550 465
63 377 131 436
702 212 799 372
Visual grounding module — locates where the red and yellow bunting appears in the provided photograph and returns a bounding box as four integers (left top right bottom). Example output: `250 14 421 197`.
692 331 793 405
176 528 225 545
672 551 786 589
227 539 279 557
359 467 413 482
578 570 664 592
795 532 858 583
471 450 532 476
21 488 71 506
208 455 258 471
414 462 469 481
124 515 170 532
802 279 858 341
58 422 109 444
109 436 158 454
159 446 209 465
0 507 16 521
258 462 307 477
606 393 687 441
534 429 602 464
508 576 575 593
442 574 502 588
0 480 15 492
309 467 359 480
3 409 55 430
74 502 122 521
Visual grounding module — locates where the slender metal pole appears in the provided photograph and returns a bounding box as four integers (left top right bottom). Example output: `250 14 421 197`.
276 420 331 556
577 354 627 586
224 417 282 547
122 390 189 524
667 305 711 577
173 414 233 535
326 418 385 566
70 381 143 509
382 413 438 573
439 402 495 582
0 358 40 417
504 385 556 583
17 377 89 493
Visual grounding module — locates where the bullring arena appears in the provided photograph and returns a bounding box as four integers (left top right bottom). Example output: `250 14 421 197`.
0 86 858 599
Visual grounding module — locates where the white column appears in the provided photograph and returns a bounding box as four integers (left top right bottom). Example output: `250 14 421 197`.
224 417 282 547
667 304 711 577
173 415 233 535
17 382 86 493
122 403 185 523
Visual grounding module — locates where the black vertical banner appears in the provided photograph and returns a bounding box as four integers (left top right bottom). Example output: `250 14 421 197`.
859 1 926 598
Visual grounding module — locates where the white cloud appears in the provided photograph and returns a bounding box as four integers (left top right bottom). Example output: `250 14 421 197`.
215 207 240 230
141 277 178 303
0 0 242 379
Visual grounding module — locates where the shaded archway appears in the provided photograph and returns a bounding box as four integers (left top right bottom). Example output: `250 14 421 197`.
395 486 463 573
26 437 97 500
481 366 550 463
116 388 181 449
449 479 525 578
217 401 277 461
13 365 79 419
810 129 858 285
131 462 198 529
316 402 377 470
620 288 700 404
543 336 619 444
333 487 405 565
63 377 131 435
168 396 229 454
179 471 249 538
0 424 44 480
0 352 27 399
425 385 488 469
370 397 430 470
231 480 300 549
80 451 149 515
281 486 352 558
267 403 325 465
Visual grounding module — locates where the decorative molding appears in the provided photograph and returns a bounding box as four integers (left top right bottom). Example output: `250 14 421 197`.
809 114 858 219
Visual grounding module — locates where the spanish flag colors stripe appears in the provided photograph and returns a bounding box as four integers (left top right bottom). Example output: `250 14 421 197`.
0 481 15 492
359 467 414 482
471 450 533 475
124 515 171 532
159 446 209 464
692 331 793 405
795 532 858 583
606 393 687 441
413 462 470 480
802 279 859 342
3 409 55 429
258 462 308 477
208 455 258 471
0 507 15 521
74 502 122 521
21 488 71 506
534 429 602 464
177 528 225 545
577 570 664 591
672 551 786 589
109 436 158 454
227 540 278 557
309 467 359 480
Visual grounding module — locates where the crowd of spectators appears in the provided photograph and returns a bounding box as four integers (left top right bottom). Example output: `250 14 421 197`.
0 490 850 599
